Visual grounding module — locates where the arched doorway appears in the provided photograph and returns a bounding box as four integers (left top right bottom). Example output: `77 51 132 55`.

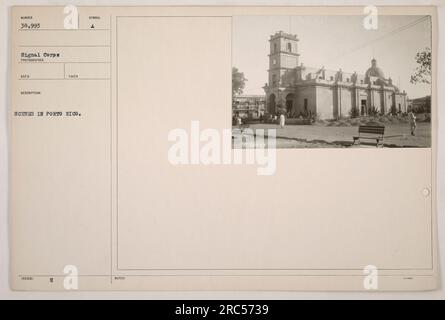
268 94 276 114
285 93 295 115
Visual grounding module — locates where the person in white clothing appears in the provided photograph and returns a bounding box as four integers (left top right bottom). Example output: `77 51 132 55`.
408 110 417 136
279 113 285 128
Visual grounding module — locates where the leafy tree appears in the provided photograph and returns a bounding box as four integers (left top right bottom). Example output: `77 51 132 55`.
410 48 431 84
232 67 247 96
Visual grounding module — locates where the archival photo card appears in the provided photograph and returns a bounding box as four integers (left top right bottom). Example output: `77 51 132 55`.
9 5 437 291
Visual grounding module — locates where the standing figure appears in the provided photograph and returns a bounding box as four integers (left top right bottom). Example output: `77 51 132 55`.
237 114 242 127
279 113 285 128
408 110 417 136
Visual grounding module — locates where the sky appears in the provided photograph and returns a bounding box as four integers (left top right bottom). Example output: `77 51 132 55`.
233 15 431 99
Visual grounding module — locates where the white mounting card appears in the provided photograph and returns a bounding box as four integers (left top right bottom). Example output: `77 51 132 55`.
9 5 437 291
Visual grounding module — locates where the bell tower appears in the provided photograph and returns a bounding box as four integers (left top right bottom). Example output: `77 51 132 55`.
268 31 299 88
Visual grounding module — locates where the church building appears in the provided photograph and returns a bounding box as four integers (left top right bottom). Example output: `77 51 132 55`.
263 31 409 119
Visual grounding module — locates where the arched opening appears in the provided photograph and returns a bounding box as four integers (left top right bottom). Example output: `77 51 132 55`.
268 94 276 114
285 93 295 115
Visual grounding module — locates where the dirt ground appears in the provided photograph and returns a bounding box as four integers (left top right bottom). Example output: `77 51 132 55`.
237 122 431 148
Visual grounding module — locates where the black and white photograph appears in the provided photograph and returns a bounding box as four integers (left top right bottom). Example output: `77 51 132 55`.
232 15 432 148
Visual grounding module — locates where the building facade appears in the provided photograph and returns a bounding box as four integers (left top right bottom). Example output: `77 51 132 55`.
233 95 266 118
409 95 431 113
263 31 408 119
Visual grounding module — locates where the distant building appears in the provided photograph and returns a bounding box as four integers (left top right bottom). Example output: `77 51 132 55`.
233 95 266 118
263 31 409 119
409 95 431 113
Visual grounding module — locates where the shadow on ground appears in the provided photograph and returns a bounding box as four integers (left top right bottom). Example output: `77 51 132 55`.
274 134 421 148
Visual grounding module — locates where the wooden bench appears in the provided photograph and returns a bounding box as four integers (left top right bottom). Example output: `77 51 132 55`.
353 125 385 147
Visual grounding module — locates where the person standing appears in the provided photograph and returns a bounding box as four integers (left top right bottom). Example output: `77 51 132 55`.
237 114 242 127
408 110 417 136
279 113 285 128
